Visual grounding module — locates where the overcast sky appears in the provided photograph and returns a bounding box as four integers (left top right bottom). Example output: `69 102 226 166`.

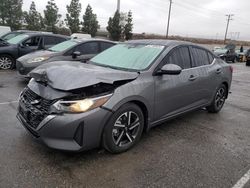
22 0 250 41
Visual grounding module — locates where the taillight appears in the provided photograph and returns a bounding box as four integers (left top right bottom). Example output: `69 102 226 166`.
230 66 233 73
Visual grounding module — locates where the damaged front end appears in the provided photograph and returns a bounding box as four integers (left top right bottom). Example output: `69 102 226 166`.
17 62 138 136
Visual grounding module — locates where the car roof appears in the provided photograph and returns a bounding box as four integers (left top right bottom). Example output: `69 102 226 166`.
71 38 117 44
20 32 70 39
126 39 193 47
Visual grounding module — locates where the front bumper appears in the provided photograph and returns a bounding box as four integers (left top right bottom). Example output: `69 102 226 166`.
17 107 112 152
16 60 43 76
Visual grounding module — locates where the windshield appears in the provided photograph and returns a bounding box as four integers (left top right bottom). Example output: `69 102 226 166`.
49 40 77 52
90 44 165 71
7 34 29 44
1 33 20 41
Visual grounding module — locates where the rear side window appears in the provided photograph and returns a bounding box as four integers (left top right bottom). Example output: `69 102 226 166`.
44 36 65 45
192 47 210 67
100 42 114 52
75 42 99 55
167 46 191 69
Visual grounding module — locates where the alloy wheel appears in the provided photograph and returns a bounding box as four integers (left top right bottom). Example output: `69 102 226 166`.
0 56 12 70
112 111 141 147
215 87 226 109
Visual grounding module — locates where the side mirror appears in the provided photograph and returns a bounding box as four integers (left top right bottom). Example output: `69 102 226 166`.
72 51 81 59
156 64 182 75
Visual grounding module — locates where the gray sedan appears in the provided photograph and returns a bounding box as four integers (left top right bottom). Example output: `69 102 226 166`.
17 40 233 153
16 39 116 76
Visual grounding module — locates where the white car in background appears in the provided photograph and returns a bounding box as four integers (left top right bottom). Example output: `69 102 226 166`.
0 26 11 38
71 33 92 40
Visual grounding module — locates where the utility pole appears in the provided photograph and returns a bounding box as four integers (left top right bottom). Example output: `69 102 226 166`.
166 0 173 38
224 14 233 44
117 0 120 13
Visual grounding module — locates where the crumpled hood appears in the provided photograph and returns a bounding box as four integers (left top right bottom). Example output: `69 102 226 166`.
29 61 139 91
17 50 58 63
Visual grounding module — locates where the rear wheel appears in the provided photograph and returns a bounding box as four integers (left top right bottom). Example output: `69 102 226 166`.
0 55 15 70
102 103 144 153
206 84 227 113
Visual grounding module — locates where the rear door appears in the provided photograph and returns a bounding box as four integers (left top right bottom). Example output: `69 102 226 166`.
190 47 218 103
154 46 202 121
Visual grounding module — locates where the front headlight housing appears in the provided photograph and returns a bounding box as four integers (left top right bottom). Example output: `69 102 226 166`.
27 56 50 63
53 94 112 113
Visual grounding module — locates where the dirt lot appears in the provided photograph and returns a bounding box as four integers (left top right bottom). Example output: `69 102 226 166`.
0 63 250 188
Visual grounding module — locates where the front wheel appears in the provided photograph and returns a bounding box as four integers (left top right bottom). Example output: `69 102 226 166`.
0 55 15 70
102 103 144 153
206 84 227 113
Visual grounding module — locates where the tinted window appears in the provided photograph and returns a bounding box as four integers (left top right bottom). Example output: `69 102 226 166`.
167 47 191 69
192 47 210 67
100 42 114 52
75 42 99 55
207 52 214 64
23 36 41 47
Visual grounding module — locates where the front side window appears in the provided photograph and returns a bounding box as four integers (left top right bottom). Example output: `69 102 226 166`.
75 42 99 55
192 47 210 67
7 34 29 44
90 44 165 71
167 47 191 69
23 36 41 47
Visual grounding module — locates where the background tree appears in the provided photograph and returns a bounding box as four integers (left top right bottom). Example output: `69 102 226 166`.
107 11 122 41
0 0 23 30
44 0 61 32
124 10 133 40
65 0 81 33
23 1 43 31
82 4 99 37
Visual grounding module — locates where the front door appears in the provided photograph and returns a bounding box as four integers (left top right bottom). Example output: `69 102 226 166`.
153 46 201 121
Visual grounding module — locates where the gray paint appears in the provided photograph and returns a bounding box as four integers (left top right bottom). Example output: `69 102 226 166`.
17 40 233 152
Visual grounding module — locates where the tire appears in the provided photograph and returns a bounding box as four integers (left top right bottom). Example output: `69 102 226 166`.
102 103 144 154
0 55 15 70
206 84 227 113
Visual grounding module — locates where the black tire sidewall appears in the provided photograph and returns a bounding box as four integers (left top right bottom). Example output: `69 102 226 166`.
103 103 144 154
207 84 227 113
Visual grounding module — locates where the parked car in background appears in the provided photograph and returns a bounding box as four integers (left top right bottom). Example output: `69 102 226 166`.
0 26 11 38
17 40 232 153
246 49 250 66
214 48 237 63
236 49 248 62
71 33 91 39
214 43 237 63
16 39 116 76
0 33 69 69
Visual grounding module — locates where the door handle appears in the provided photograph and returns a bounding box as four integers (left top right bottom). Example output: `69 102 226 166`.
216 68 222 74
189 75 197 81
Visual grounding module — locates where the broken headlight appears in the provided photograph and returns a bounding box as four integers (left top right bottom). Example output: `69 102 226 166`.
53 94 112 113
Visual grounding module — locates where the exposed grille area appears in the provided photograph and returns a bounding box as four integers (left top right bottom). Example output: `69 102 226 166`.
19 87 55 129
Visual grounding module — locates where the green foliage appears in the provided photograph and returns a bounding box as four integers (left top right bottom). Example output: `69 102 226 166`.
0 0 23 30
82 4 99 37
44 0 61 32
23 1 43 31
65 0 81 33
107 11 122 41
124 10 133 40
